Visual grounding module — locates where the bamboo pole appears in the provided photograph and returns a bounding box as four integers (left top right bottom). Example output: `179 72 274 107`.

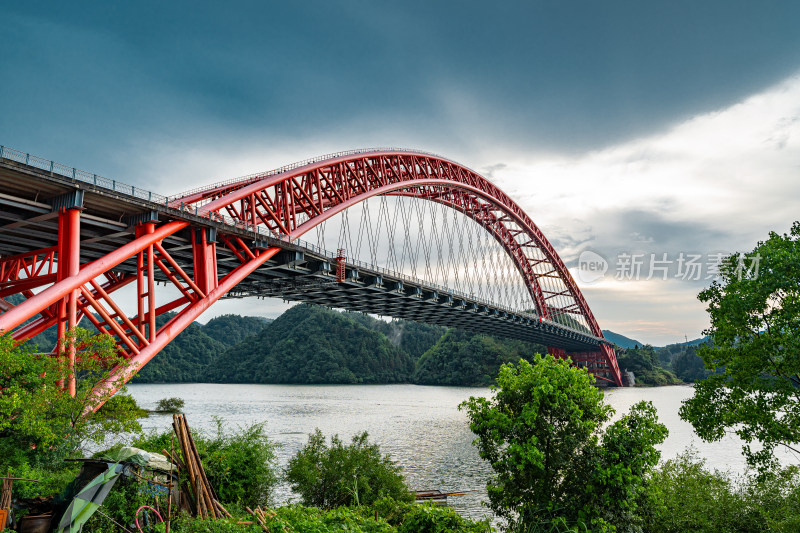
246 507 269 532
181 415 217 518
162 447 195 515
183 417 218 518
181 419 208 519
173 415 201 517
214 500 232 518
1 479 11 509
194 476 208 518
161 449 187 472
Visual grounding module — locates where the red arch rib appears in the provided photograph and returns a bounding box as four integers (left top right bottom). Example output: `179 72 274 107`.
175 151 615 371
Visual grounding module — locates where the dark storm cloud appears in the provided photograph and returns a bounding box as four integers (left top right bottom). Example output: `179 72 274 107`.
2 0 800 172
559 207 731 258
613 209 730 252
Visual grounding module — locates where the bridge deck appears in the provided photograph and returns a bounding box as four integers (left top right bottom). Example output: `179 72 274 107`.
0 153 608 352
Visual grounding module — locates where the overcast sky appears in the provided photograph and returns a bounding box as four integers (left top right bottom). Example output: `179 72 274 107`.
2 1 799 345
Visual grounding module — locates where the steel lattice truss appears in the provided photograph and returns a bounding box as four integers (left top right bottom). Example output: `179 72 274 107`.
0 149 622 404
177 151 619 381
181 153 597 325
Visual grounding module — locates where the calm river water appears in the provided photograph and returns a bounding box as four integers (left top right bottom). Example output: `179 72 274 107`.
126 383 794 522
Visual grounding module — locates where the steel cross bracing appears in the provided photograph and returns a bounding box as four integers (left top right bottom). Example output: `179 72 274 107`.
0 147 622 403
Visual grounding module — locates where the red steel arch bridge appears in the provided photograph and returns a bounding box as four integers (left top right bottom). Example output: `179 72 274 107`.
0 145 623 401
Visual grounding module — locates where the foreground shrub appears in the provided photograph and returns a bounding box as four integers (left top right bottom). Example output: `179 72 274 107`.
89 501 491 533
170 514 262 532
286 429 412 508
461 356 667 531
262 505 395 532
370 497 492 533
643 451 800 533
98 393 149 419
2 462 79 501
133 419 278 508
224 501 491 533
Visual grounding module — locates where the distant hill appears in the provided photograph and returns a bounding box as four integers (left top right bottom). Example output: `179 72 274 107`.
601 330 644 349
673 336 709 347
598 330 712 385
345 312 445 359
602 330 708 350
201 314 273 346
213 304 415 384
414 329 546 386
126 304 545 386
132 313 271 383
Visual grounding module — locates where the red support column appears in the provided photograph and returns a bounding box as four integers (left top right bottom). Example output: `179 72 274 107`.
192 228 218 295
548 346 567 359
135 222 156 342
57 207 81 396
249 194 256 227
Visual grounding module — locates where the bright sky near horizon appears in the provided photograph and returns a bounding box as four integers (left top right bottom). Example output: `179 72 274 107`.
2 1 799 345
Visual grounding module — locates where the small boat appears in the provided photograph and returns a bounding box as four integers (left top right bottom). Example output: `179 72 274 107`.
413 489 487 501
414 490 446 501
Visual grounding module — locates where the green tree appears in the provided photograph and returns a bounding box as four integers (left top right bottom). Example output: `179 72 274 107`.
0 328 141 469
155 396 185 413
670 346 711 383
681 222 800 473
286 429 412 509
588 401 668 528
371 497 492 533
643 451 800 533
461 355 667 531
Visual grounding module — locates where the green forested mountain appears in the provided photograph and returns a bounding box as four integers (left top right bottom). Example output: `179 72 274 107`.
601 329 643 349
201 314 272 346
129 304 543 386
213 305 415 384
655 342 712 382
670 345 712 382
414 329 546 386
601 332 713 385
132 313 256 383
132 314 269 383
345 312 446 358
23 312 268 376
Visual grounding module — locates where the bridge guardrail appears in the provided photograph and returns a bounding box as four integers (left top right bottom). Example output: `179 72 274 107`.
1 144 597 341
0 145 170 204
